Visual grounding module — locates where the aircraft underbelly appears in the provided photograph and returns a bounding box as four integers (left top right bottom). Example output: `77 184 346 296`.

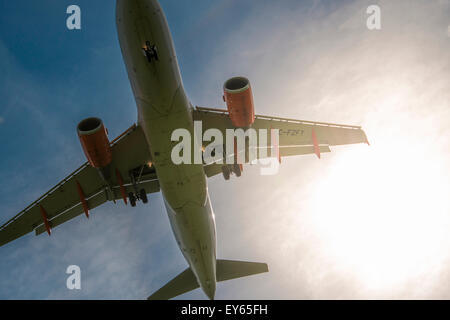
117 0 206 208
116 0 216 296
165 195 217 293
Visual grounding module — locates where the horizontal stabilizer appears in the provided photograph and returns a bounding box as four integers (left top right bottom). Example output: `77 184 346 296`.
147 259 269 300
147 267 199 300
216 259 268 282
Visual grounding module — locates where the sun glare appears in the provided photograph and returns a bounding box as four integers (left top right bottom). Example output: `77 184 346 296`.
308 112 450 296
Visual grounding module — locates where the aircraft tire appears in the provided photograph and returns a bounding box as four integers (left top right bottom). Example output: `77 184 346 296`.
222 165 230 180
233 163 241 177
140 189 148 204
129 192 137 207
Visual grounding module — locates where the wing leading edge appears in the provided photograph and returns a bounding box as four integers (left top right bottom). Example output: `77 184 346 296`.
0 124 159 247
194 106 369 177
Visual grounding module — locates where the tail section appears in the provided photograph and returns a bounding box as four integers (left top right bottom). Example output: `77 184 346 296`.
216 259 269 282
147 268 199 300
147 259 268 300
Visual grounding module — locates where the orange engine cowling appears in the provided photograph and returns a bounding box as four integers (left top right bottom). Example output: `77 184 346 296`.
223 77 255 127
77 117 112 168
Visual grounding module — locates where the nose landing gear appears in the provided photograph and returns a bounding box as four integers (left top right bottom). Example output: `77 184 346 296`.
142 41 159 63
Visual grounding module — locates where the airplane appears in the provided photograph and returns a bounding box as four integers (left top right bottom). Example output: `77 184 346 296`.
0 0 369 300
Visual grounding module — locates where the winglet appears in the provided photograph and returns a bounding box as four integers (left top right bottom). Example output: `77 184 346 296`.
312 127 321 159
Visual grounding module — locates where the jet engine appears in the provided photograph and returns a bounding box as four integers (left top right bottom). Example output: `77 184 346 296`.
77 117 112 168
223 76 255 127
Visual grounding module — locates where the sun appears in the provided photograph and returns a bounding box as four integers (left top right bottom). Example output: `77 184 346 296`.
308 126 450 296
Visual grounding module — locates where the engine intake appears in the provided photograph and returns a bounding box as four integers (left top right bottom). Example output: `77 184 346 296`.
223 76 255 127
77 117 112 168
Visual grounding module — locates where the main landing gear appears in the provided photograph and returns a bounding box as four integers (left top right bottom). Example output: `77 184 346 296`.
127 190 148 207
128 165 149 207
143 41 159 63
128 190 148 207
221 164 242 181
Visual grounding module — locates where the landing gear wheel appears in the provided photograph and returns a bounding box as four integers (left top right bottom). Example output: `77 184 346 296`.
140 189 148 204
221 165 230 180
129 192 136 207
232 163 242 177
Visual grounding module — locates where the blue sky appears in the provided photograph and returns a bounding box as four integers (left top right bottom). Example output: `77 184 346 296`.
0 0 449 299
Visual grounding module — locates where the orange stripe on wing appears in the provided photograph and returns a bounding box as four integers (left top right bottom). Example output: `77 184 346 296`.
311 127 321 159
76 180 90 219
39 205 51 236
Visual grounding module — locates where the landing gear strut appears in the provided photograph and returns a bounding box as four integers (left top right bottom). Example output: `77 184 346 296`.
127 165 149 206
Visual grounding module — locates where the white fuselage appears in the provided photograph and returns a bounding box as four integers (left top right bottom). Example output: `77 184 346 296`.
116 0 216 299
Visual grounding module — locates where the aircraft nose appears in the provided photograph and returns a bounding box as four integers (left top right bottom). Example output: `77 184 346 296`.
116 0 139 13
116 0 162 30
117 0 159 11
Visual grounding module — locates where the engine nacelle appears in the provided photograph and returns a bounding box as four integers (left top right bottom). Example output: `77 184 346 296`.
223 76 255 127
77 117 112 168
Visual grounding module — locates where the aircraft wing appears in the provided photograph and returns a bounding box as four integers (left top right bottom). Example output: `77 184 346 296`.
193 107 369 177
0 124 159 247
